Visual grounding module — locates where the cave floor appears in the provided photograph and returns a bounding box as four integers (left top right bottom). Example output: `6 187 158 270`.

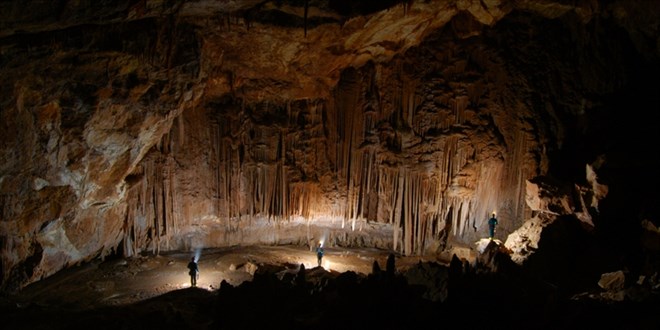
4 244 439 312
3 244 660 330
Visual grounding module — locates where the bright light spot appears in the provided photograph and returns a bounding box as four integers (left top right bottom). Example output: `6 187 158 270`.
319 230 328 247
194 248 202 262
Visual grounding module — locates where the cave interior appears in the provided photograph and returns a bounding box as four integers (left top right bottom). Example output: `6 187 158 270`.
0 0 659 329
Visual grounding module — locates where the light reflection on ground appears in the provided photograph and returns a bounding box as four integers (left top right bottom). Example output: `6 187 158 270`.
10 245 440 310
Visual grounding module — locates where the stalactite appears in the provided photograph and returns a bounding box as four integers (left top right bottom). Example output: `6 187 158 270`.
162 168 169 251
261 166 270 217
405 171 423 255
290 183 302 217
154 160 163 255
146 160 155 254
280 129 287 220
347 149 357 221
402 78 418 128
442 136 456 191
420 177 435 251
362 148 375 221
123 187 136 257
268 162 277 220
248 166 256 218
508 125 531 229
403 170 413 255
453 95 469 125
447 196 459 236
394 171 404 253
332 72 361 226
237 149 243 221
223 136 231 228
163 156 177 250
169 157 179 238
414 174 424 255
210 120 219 217
403 171 410 254
261 166 269 218
177 114 185 156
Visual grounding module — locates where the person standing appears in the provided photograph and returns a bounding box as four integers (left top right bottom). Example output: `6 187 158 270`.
316 243 324 267
187 257 199 287
488 212 498 239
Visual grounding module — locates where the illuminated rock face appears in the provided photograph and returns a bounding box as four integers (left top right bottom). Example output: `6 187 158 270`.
1 0 659 292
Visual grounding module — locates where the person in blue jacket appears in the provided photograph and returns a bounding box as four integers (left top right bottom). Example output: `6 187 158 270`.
488 212 498 239
316 243 324 267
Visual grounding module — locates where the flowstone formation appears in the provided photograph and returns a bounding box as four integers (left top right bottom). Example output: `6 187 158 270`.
1 0 659 294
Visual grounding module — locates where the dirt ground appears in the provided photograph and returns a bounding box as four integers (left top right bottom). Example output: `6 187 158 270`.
3 244 659 330
3 244 439 311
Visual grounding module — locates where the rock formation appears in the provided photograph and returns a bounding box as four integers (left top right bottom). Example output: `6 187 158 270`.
1 0 659 295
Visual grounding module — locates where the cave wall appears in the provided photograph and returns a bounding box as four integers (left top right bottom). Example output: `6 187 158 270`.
0 16 205 292
122 22 549 260
1 0 658 293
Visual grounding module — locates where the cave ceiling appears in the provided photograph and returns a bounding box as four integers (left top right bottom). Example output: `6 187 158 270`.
0 0 659 293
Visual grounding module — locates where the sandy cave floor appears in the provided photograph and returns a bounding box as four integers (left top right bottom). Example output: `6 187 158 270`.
1 245 439 320
3 243 660 330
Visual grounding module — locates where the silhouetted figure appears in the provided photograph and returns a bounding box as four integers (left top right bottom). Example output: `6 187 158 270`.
372 260 382 276
488 213 498 239
295 263 306 287
386 253 396 277
316 243 324 267
187 257 199 287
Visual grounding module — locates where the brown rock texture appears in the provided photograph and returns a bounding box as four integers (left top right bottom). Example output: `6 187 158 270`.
1 0 659 293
